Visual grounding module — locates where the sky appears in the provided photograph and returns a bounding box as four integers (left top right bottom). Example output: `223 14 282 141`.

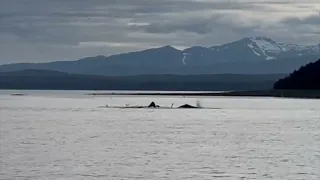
0 0 319 64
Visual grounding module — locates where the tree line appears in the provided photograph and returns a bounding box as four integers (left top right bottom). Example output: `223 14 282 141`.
274 59 320 90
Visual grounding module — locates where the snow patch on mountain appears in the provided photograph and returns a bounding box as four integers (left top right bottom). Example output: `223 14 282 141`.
247 37 277 60
243 37 318 60
278 43 307 52
185 36 318 62
182 53 189 65
247 44 261 56
249 37 319 53
307 44 320 52
250 37 281 54
266 56 276 60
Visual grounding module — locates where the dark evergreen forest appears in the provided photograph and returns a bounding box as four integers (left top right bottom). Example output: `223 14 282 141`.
274 59 320 90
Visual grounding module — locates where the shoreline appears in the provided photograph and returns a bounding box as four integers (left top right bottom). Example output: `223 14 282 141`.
87 90 320 99
2 89 320 99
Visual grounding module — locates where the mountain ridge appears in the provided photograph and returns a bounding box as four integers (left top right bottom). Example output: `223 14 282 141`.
0 69 285 91
0 36 319 76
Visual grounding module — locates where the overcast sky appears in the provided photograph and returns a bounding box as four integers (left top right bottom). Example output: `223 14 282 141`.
0 0 319 64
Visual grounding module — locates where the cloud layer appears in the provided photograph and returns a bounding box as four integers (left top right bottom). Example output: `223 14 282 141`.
0 0 319 64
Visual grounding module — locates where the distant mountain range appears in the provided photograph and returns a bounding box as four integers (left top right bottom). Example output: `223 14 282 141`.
0 36 319 76
0 69 285 91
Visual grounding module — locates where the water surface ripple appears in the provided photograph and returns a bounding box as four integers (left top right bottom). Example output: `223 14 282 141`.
1 91 319 180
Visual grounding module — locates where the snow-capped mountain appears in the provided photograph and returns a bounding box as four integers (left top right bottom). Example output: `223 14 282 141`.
182 36 319 64
0 36 319 75
240 36 319 60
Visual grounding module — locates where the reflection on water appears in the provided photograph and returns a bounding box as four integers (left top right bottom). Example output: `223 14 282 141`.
0 91 319 180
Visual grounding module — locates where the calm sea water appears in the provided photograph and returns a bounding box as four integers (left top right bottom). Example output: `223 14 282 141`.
1 90 319 180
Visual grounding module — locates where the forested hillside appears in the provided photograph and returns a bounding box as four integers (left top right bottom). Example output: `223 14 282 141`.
274 59 320 90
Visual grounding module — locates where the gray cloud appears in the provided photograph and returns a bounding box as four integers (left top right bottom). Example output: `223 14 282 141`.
0 0 319 64
270 13 320 44
283 13 320 25
131 14 259 35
